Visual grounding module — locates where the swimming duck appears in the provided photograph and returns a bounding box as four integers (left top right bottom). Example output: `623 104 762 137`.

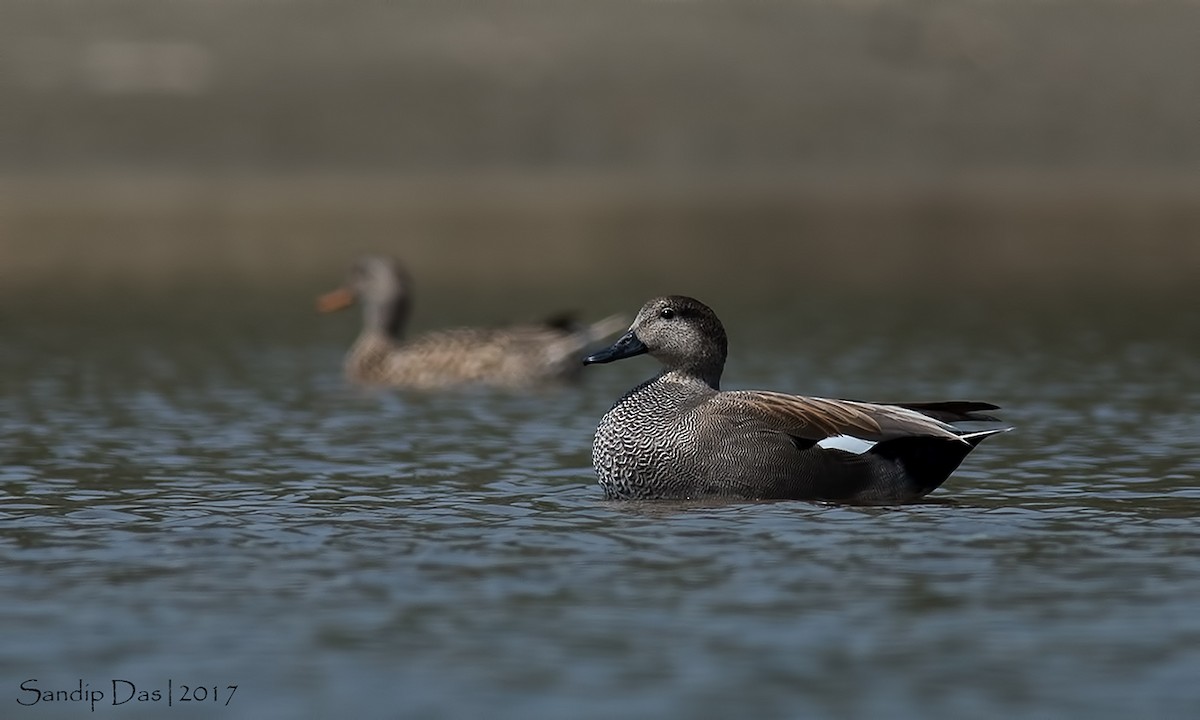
318 256 625 390
584 295 1008 503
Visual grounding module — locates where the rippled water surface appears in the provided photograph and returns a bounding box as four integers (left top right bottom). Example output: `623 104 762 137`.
3 289 1198 719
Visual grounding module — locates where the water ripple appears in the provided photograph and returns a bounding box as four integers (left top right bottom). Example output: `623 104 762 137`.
2 308 1198 719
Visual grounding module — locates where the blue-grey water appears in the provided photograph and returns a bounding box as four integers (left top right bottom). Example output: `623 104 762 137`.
2 288 1198 719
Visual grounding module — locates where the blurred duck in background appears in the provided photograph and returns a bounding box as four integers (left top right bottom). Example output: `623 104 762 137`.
318 255 626 390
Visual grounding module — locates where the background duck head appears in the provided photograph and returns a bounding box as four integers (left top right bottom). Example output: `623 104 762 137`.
317 255 412 340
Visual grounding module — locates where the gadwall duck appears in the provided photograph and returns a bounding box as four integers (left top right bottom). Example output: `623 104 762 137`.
584 295 1008 503
318 256 625 390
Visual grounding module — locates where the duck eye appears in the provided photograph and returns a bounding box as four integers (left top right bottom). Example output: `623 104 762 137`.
659 307 676 320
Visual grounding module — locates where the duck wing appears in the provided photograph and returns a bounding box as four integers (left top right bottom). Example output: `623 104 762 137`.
695 391 1006 501
713 391 972 444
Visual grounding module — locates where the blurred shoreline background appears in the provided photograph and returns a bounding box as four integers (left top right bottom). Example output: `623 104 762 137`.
2 0 1198 304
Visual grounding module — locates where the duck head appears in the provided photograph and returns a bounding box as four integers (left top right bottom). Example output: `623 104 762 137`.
317 256 411 339
584 295 728 389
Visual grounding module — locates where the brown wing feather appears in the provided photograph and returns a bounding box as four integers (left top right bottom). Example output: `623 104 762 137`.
717 391 965 442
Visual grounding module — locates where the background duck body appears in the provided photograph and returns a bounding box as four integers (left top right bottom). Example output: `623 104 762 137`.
319 256 624 390
586 296 1008 504
347 322 621 390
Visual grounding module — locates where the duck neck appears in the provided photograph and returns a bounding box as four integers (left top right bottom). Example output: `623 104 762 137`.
662 365 722 392
345 332 394 381
363 293 409 341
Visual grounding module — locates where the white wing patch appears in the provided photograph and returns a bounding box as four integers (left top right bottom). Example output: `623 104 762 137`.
816 435 878 454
